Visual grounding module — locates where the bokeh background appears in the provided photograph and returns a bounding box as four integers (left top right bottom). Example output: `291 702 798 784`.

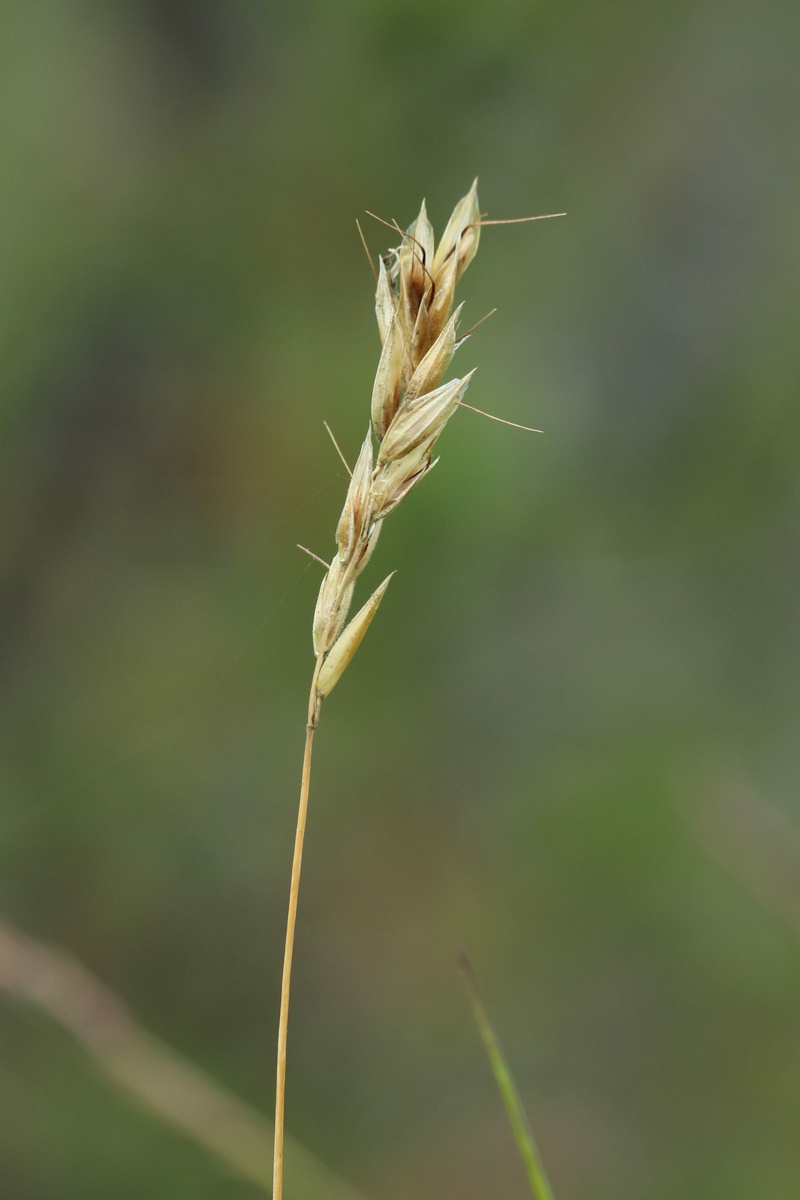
2 1 799 1197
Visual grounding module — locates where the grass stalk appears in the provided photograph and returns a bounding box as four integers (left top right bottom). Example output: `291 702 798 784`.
457 952 555 1200
273 655 324 1200
271 184 556 1198
271 184 485 1199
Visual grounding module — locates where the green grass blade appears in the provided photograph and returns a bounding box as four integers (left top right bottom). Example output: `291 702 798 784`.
457 951 555 1200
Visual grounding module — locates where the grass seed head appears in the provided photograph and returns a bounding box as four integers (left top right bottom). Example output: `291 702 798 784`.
311 184 484 689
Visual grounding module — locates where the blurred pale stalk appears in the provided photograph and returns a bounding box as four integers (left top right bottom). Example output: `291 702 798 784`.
0 917 366 1200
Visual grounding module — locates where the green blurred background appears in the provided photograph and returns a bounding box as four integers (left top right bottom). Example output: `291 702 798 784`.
1 1 799 1197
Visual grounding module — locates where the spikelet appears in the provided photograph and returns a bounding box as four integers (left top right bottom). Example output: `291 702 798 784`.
431 179 481 281
317 575 395 697
377 372 475 465
309 184 484 697
403 304 463 407
335 431 373 561
371 313 409 440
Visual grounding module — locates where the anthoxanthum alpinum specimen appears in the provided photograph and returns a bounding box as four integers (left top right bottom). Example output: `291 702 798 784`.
273 183 484 1200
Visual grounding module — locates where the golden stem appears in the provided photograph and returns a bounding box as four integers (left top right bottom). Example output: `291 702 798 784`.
273 656 324 1200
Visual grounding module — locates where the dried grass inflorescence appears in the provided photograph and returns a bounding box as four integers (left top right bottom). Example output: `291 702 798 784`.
311 182 481 702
